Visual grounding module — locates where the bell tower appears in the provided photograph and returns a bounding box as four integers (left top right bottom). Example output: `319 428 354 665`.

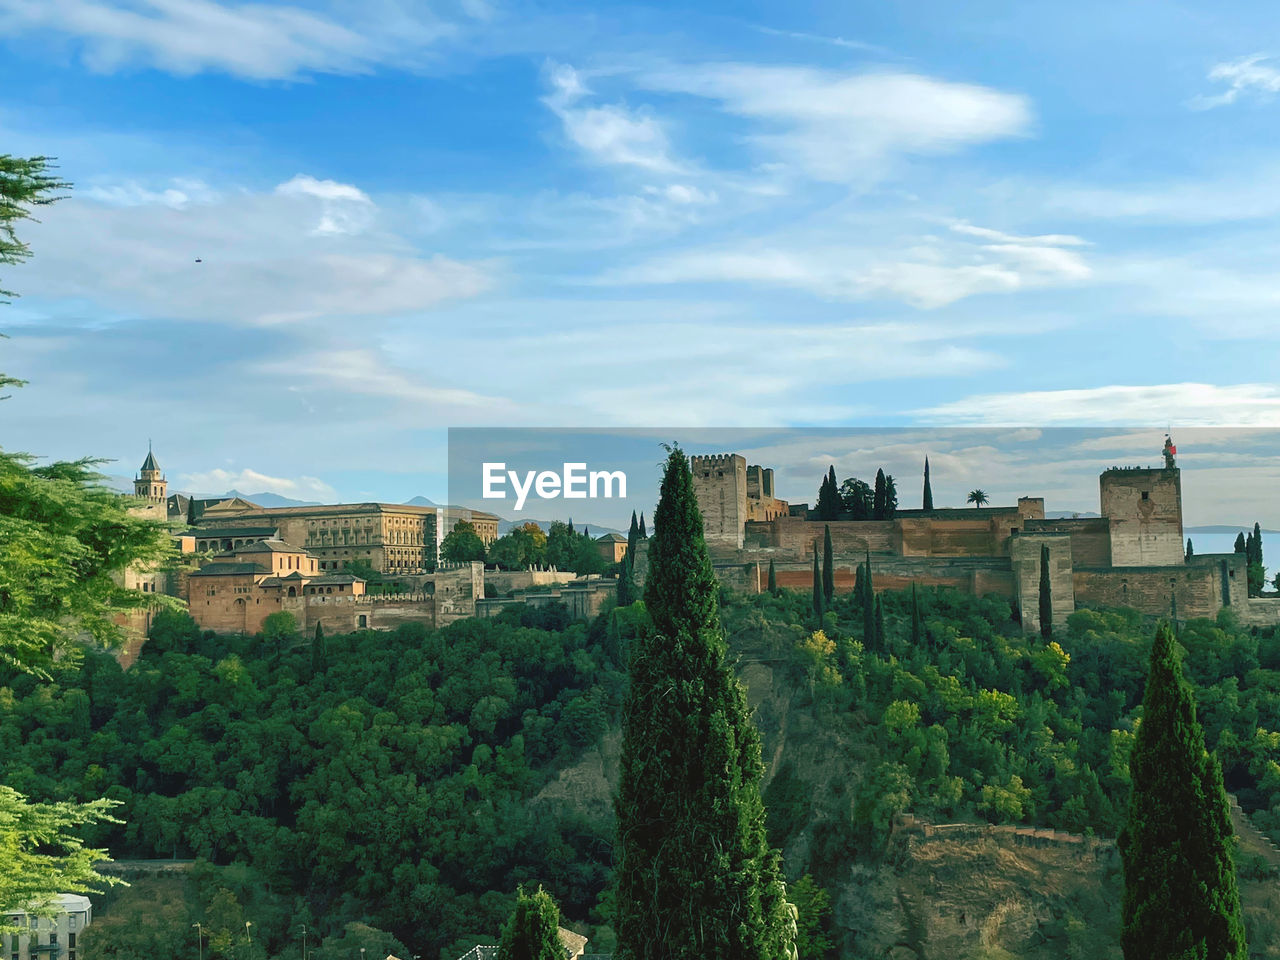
135 443 167 505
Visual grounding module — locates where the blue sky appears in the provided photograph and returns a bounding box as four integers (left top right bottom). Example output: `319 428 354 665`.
2 0 1280 507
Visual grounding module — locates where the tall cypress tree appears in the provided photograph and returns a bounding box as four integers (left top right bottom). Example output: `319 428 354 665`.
618 556 636 606
1254 522 1263 564
615 447 789 960
639 512 646 538
767 559 777 595
874 594 885 652
873 469 887 520
1039 543 1053 640
822 525 834 606
311 622 326 675
923 457 934 511
910 583 924 648
1234 531 1246 554
853 561 865 602
1120 622 1246 960
812 546 823 618
497 886 564 960
862 553 876 651
628 510 639 557
1186 538 1194 561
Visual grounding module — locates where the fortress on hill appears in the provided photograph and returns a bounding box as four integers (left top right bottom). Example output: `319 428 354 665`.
636 440 1280 631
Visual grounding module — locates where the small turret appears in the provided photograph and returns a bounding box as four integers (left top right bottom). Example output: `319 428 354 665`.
1163 434 1177 470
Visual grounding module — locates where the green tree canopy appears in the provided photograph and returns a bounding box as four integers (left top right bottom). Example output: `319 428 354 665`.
441 520 486 563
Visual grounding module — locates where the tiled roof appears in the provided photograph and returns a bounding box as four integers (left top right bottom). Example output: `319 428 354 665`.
191 526 280 539
190 563 261 577
235 540 304 554
140 450 160 473
308 574 365 585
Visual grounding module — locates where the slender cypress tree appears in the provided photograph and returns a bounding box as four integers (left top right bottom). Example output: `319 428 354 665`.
822 526 834 605
628 510 639 556
618 556 636 606
639 512 646 538
853 561 865 601
812 547 823 618
767 559 777 595
615 447 790 960
1120 622 1246 960
862 553 876 651
923 457 934 511
874 594 885 651
1254 522 1263 564
311 622 326 675
1234 531 1246 554
1039 543 1053 640
873 469 887 520
1186 538 1194 561
910 583 923 648
497 886 564 960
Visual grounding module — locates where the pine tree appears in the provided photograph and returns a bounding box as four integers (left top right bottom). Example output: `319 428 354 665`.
873 469 886 520
1039 543 1053 640
497 886 563 960
614 447 790 960
311 622 326 675
923 457 934 511
812 547 823 618
767 559 777 595
822 526 834 606
1119 622 1246 960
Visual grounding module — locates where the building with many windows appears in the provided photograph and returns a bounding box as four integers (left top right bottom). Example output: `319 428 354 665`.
2 894 92 960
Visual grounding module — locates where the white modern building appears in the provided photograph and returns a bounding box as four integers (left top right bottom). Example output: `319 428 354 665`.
2 895 92 960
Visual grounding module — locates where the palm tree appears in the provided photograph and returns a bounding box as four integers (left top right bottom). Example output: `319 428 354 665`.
967 489 989 508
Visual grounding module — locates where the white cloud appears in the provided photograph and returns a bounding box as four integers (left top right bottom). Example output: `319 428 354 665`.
636 64 1031 182
11 177 493 324
917 383 1280 426
276 173 374 235
1191 54 1280 110
604 220 1090 308
0 0 459 80
84 177 218 208
543 63 681 173
176 467 339 501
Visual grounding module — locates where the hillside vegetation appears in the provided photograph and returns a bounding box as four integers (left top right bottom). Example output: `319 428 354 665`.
4 586 1280 958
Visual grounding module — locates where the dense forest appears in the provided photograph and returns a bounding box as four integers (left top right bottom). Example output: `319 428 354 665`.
4 584 1280 959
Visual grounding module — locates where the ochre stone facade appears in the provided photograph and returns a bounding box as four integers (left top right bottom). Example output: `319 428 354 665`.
658 443 1280 630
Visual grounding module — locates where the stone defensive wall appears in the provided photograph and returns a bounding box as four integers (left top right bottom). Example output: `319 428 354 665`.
712 554 1017 600
1072 552 1246 622
891 813 1117 862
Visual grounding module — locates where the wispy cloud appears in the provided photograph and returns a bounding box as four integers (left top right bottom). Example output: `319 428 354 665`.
0 0 469 80
10 173 493 324
604 220 1090 307
635 63 1031 182
918 383 1280 426
542 62 682 174
1190 54 1280 109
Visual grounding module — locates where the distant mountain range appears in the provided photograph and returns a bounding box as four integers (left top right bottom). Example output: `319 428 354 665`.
1045 511 1101 519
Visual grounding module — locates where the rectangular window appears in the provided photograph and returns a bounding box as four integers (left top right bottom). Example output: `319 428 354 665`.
1141 491 1150 500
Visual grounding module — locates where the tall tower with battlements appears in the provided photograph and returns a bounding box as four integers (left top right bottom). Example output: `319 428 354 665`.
691 454 748 550
134 445 168 505
1099 439 1184 567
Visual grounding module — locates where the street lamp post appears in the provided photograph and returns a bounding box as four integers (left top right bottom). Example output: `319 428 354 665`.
192 923 203 960
300 924 307 960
